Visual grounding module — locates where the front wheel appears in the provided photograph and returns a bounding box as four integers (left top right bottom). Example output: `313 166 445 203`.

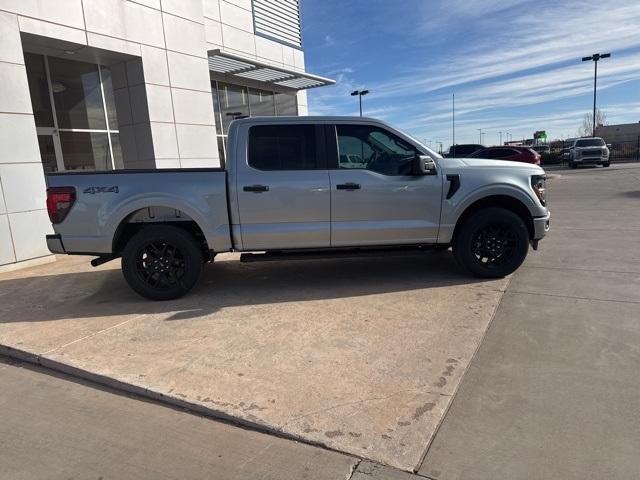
453 208 529 278
121 225 203 300
602 161 610 167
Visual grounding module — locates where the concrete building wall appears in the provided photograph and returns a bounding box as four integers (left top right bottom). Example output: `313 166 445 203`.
596 122 640 144
203 0 308 114
0 0 310 270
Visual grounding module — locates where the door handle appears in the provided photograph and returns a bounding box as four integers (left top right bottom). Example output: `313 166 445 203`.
243 184 269 193
336 183 361 190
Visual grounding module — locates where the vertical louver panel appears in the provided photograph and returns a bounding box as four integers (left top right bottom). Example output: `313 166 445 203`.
252 0 302 48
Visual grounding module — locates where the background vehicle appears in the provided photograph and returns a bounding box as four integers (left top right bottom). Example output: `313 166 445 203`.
568 137 610 168
531 145 551 156
469 146 541 165
563 138 578 162
46 117 550 300
444 144 485 158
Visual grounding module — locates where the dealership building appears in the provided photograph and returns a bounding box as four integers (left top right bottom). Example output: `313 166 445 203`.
0 0 333 271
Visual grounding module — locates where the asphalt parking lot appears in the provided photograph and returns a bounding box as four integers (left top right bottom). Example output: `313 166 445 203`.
1 163 639 479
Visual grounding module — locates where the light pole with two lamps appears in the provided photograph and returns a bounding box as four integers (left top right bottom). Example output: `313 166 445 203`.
582 52 611 137
351 90 369 117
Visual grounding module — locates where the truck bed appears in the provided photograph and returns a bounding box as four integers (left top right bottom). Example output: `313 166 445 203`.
47 169 231 255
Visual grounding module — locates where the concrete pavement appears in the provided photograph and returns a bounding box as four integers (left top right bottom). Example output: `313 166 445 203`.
419 164 640 479
0 244 508 471
0 356 357 480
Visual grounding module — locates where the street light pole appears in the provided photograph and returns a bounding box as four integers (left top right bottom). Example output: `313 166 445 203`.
499 131 502 145
582 53 610 137
351 90 370 117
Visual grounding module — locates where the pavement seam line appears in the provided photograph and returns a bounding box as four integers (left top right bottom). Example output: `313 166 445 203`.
412 273 515 474
506 289 640 305
523 265 640 275
41 314 148 355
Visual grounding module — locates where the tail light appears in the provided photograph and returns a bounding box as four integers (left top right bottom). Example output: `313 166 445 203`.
46 187 76 224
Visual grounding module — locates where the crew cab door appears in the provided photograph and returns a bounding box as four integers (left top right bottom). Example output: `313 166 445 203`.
234 123 330 250
328 123 442 246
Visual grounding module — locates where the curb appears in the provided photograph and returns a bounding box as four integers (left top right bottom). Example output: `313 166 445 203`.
0 344 352 458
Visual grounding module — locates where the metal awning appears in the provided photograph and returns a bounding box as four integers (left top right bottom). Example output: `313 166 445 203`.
208 49 335 90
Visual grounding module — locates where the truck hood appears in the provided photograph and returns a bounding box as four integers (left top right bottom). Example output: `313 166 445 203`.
438 157 544 173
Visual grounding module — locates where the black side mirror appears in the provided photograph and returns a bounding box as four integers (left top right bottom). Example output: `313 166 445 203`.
413 154 437 175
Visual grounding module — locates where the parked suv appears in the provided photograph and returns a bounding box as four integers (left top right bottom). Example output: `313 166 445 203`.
445 144 485 158
568 137 610 168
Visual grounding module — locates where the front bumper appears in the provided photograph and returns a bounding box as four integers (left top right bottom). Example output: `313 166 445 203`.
46 234 66 254
574 156 607 164
532 211 551 240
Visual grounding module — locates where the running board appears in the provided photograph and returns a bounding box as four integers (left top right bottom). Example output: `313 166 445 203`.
240 245 445 263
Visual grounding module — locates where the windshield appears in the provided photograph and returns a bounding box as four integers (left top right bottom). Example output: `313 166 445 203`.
575 138 605 147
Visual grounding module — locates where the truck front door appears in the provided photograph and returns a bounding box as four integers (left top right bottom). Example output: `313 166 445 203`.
328 123 442 247
234 124 331 250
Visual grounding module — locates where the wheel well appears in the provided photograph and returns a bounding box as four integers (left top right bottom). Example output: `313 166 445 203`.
452 195 534 242
112 207 210 258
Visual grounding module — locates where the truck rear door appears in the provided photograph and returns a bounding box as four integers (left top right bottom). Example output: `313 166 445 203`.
327 123 442 246
233 123 331 250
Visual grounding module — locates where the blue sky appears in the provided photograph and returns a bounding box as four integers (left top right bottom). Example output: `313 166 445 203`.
300 0 640 148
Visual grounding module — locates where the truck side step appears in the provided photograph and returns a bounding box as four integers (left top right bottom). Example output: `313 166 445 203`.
239 245 444 263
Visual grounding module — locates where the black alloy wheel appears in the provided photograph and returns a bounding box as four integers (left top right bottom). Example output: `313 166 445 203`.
122 225 203 300
453 207 529 278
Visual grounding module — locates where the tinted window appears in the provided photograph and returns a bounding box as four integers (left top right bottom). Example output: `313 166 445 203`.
248 125 318 170
484 148 517 159
455 144 483 155
336 125 417 175
575 138 605 147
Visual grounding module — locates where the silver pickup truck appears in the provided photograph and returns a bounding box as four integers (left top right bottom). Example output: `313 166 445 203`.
46 116 550 300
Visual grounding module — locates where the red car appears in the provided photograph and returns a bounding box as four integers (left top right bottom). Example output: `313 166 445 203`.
469 146 541 165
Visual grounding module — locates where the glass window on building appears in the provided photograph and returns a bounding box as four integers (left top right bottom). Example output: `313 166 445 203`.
249 89 276 116
218 83 250 134
275 93 298 116
211 80 300 165
24 53 120 173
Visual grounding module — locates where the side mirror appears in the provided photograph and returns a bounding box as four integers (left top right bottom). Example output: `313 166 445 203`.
413 154 437 175
606 144 612 148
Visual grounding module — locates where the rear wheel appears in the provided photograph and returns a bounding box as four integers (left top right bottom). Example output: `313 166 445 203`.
569 160 577 169
121 225 203 300
453 208 529 278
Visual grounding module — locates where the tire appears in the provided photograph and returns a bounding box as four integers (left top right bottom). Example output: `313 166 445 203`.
121 225 203 300
602 162 610 167
569 160 577 169
453 208 529 278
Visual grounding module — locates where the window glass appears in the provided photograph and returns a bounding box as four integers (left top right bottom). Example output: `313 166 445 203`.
24 53 54 128
275 93 298 115
218 82 249 134
216 136 226 167
100 66 118 130
60 131 111 170
211 82 223 135
110 133 124 169
48 56 106 130
37 135 58 173
249 89 276 116
575 138 605 147
248 125 317 170
336 125 417 175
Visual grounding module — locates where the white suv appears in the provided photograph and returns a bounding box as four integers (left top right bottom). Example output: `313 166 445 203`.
568 137 610 168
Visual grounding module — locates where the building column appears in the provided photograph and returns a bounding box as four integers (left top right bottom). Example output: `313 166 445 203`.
0 11 52 267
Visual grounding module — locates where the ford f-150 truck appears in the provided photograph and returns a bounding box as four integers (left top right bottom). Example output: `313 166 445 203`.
46 116 550 300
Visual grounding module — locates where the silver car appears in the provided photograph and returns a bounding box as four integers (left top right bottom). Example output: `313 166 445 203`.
568 137 610 168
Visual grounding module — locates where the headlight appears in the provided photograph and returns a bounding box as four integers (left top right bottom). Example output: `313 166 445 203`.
531 175 546 206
